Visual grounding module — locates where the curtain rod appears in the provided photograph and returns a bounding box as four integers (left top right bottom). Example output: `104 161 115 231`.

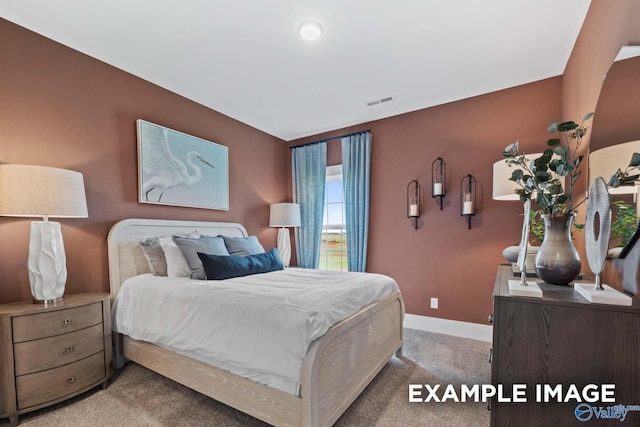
289 129 371 150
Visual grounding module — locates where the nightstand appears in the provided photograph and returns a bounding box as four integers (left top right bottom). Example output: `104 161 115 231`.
0 294 111 427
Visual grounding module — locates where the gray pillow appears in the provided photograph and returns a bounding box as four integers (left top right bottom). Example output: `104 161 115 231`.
139 230 198 276
173 235 230 280
139 238 167 276
221 235 265 256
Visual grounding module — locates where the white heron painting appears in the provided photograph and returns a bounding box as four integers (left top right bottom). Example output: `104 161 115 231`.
137 120 229 210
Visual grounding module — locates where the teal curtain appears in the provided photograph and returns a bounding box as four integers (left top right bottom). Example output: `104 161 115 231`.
342 132 371 272
292 142 327 268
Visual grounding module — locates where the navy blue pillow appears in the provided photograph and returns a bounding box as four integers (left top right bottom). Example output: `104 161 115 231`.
198 248 284 280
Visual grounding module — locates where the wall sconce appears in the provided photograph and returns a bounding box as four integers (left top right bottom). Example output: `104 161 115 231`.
407 180 421 229
460 174 477 229
431 157 447 210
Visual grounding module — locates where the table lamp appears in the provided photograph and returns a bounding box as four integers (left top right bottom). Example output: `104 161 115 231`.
269 203 301 268
0 164 88 304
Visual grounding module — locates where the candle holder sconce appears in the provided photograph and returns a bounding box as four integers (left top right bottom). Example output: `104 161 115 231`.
460 174 477 229
431 157 447 210
407 180 421 229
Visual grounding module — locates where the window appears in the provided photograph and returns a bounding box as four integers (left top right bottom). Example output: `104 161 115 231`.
319 165 347 271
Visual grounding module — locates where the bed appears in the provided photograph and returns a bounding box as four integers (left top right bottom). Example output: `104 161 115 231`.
108 218 404 427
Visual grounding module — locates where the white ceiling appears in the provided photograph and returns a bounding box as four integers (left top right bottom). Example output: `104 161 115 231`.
1 0 591 141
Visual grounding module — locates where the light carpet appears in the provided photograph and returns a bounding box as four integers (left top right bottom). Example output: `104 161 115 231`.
3 329 491 427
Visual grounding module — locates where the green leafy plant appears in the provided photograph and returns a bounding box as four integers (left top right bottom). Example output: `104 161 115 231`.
611 200 639 247
502 113 593 215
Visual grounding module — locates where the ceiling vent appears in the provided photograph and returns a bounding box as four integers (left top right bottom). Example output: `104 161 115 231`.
366 95 395 107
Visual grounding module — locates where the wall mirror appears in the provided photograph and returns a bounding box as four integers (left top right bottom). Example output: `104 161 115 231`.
591 45 640 294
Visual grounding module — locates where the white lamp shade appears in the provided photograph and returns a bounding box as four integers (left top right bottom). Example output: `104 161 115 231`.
589 140 640 195
0 164 88 218
269 203 301 227
493 158 523 201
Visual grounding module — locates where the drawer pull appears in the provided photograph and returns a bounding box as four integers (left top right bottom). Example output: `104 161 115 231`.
66 376 75 384
63 319 72 325
64 346 74 353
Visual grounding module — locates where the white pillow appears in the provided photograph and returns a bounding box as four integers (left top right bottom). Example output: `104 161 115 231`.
160 237 192 277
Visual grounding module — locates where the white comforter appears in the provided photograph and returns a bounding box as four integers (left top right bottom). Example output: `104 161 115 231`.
112 268 400 395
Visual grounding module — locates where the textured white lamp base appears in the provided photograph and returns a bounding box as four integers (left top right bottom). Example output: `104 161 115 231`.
508 280 543 298
574 283 632 306
28 221 67 304
276 227 291 268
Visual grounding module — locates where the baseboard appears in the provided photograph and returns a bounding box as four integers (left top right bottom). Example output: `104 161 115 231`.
403 314 493 342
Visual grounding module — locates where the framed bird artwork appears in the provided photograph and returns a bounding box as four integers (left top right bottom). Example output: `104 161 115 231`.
136 120 229 210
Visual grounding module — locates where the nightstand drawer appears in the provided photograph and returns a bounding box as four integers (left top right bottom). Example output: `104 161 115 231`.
12 302 102 343
16 352 105 410
13 324 104 376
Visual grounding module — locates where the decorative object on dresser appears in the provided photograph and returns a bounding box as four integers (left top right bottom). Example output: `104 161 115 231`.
489 265 640 426
0 294 111 427
431 157 447 210
406 179 421 229
459 174 477 229
0 165 88 304
507 199 542 298
574 177 631 305
501 113 594 285
137 119 229 210
269 202 301 268
534 212 582 285
492 153 544 269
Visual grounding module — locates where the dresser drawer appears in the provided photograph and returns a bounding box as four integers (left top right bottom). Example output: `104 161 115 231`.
13 324 104 376
16 352 105 409
12 302 102 343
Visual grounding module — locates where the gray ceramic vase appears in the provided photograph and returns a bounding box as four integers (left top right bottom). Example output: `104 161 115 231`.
534 213 581 285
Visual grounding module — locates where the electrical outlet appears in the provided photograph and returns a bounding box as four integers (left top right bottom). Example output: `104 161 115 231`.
431 297 438 309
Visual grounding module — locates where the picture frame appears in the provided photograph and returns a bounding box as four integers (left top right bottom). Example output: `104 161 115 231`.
137 119 229 210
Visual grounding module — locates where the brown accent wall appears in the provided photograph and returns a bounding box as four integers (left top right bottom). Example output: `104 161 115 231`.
289 78 563 324
562 0 640 127
0 19 288 304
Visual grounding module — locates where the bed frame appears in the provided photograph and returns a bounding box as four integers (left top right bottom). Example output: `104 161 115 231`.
108 218 403 427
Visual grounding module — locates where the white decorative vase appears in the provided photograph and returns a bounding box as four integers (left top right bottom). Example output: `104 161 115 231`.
28 221 67 303
276 227 291 268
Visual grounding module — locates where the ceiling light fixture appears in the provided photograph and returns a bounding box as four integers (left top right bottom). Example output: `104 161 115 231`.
298 21 323 41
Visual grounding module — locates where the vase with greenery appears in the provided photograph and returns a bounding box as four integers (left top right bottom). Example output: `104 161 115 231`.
502 113 593 285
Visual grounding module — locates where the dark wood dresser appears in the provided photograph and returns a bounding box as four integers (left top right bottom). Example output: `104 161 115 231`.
490 264 640 426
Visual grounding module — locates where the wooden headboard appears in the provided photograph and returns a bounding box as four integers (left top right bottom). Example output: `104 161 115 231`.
107 218 248 300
